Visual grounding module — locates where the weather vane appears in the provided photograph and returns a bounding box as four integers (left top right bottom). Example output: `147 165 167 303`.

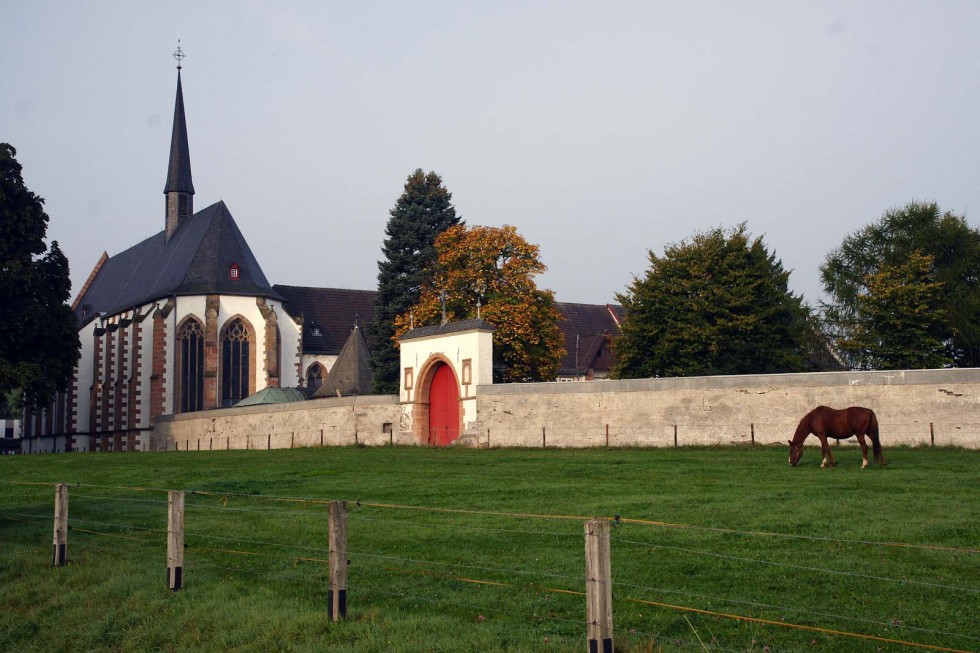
172 40 185 69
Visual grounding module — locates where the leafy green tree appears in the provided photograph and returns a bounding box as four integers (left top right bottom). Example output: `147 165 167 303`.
612 224 809 379
0 143 80 410
840 251 953 369
369 169 462 393
393 225 565 383
821 202 980 368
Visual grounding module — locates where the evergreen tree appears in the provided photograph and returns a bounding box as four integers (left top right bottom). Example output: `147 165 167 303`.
369 169 461 393
393 225 565 383
840 251 953 369
613 224 809 379
0 144 81 410
821 201 980 368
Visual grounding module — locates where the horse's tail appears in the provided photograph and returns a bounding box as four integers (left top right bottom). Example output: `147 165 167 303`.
868 410 884 463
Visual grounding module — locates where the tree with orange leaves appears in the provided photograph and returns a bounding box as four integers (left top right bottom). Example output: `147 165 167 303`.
394 224 565 382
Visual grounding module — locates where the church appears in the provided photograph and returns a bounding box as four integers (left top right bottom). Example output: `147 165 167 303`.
19 64 622 452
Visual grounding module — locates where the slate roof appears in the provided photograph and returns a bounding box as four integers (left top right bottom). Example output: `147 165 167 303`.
74 201 281 325
164 70 194 195
274 286 378 355
274 285 622 375
556 303 624 376
316 325 373 397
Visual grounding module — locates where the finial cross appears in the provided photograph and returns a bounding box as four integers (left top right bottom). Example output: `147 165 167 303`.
173 40 186 69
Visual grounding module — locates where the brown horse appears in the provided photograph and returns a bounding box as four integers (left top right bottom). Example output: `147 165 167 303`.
788 406 886 469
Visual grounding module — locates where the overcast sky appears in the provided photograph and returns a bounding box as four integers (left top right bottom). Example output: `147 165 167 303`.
4 1 979 307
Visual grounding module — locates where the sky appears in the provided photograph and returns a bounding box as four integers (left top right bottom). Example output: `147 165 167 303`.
4 1 980 307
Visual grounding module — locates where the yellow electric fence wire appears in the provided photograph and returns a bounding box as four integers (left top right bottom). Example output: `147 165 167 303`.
379 564 972 653
623 596 972 653
5 481 976 553
71 527 154 543
361 501 980 554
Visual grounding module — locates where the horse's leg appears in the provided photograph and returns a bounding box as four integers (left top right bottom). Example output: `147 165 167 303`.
817 434 835 468
856 434 869 469
875 437 887 467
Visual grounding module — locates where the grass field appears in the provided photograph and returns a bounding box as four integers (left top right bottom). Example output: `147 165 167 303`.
1 445 978 652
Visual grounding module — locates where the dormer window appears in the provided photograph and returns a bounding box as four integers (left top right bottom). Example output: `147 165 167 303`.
229 263 240 281
311 326 322 336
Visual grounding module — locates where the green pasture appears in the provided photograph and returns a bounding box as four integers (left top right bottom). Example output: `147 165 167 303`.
1 445 977 652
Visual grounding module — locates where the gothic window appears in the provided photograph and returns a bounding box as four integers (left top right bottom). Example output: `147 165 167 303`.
178 319 205 413
221 318 251 408
306 363 325 393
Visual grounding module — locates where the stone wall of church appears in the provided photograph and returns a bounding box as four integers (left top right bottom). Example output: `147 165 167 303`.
470 368 980 450
153 394 402 450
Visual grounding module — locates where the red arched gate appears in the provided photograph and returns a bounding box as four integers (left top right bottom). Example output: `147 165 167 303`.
428 363 460 446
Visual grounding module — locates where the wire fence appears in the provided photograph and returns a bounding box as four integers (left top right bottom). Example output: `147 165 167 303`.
1 480 977 651
8 418 980 455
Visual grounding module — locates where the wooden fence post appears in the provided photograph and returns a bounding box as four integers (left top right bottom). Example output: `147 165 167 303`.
930 422 935 446
673 424 678 448
585 519 613 653
328 501 348 621
320 429 324 447
267 433 271 450
52 483 68 566
167 490 185 591
542 426 546 448
750 423 755 445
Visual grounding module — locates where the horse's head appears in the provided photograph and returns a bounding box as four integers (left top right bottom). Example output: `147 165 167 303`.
788 439 803 466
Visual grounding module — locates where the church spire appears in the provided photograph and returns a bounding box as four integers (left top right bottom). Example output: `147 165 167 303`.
165 42 194 240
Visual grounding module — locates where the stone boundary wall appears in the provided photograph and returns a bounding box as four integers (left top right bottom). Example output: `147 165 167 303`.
141 369 980 453
471 369 980 450
153 395 403 451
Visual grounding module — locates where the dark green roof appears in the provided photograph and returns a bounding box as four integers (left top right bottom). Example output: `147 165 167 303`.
234 387 308 407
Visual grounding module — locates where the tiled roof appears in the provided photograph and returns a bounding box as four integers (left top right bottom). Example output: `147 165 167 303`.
73 201 280 325
316 325 373 397
274 285 621 374
556 303 623 375
274 285 377 355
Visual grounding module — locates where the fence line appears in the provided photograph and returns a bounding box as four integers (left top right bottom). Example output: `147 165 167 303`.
3 479 976 554
2 482 977 651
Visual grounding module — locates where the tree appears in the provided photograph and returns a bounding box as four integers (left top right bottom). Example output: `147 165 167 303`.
0 143 80 410
839 251 953 369
820 201 980 368
612 224 809 379
393 224 565 383
369 169 462 393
